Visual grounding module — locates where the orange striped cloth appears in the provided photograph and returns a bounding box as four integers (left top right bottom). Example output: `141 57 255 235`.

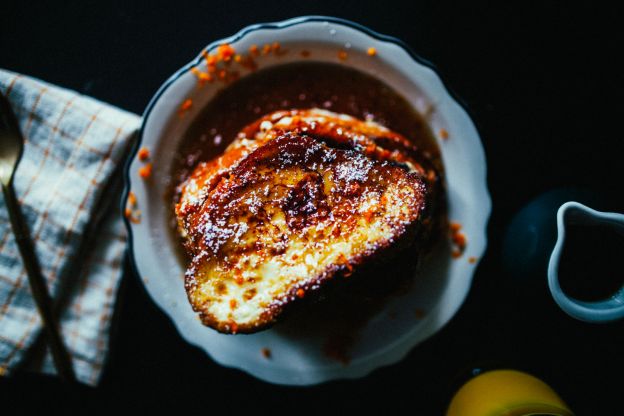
0 69 140 385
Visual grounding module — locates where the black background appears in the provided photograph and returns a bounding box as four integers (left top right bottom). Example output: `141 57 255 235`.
1 1 623 413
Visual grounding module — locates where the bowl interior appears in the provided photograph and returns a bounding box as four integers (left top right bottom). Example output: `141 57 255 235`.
126 17 490 385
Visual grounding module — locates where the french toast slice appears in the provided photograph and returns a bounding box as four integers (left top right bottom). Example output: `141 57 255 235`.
176 109 441 333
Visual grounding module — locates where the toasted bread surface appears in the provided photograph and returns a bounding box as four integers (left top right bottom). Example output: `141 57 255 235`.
176 109 441 333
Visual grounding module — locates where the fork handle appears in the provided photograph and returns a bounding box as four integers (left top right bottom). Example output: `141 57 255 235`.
2 181 76 382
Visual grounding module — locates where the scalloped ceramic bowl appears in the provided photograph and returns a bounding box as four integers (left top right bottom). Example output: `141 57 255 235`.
124 16 490 385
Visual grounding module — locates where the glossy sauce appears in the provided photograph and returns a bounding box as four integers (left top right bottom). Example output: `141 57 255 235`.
168 62 443 358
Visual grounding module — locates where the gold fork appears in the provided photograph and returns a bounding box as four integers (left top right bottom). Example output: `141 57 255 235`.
0 90 76 382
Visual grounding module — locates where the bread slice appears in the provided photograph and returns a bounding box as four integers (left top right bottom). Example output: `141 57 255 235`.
175 109 440 333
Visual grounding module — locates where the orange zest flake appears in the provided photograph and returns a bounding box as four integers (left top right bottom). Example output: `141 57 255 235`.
272 42 287 56
125 191 141 223
449 222 462 233
261 348 272 359
198 42 284 84
138 163 152 179
367 47 377 56
137 147 150 161
229 299 238 309
296 288 305 299
206 54 218 67
449 221 467 258
179 99 193 116
338 50 348 61
426 169 436 182
217 43 236 61
439 128 449 140
190 67 213 85
199 71 213 83
127 191 137 207
452 232 467 248
125 207 141 224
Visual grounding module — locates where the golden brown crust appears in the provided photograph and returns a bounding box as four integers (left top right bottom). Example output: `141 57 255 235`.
176 109 442 334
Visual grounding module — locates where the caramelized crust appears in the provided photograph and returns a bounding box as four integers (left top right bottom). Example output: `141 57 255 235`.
176 109 441 333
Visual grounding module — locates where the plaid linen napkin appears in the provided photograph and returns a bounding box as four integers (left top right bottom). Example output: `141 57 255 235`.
0 69 140 385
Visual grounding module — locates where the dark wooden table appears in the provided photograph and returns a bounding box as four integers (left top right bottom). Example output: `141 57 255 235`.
2 2 623 413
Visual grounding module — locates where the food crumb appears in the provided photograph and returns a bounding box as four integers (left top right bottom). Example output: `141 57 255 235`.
138 163 152 179
262 44 272 55
450 221 462 233
296 288 305 298
125 208 141 224
127 191 137 207
367 47 377 56
179 99 193 116
338 50 348 61
439 128 449 140
191 67 213 85
452 232 467 248
261 348 272 359
249 44 259 56
217 43 236 62
206 54 218 67
449 221 467 258
468 256 478 264
137 147 150 161
125 191 141 223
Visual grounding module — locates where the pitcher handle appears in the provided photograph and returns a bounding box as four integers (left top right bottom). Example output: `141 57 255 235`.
547 202 624 323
